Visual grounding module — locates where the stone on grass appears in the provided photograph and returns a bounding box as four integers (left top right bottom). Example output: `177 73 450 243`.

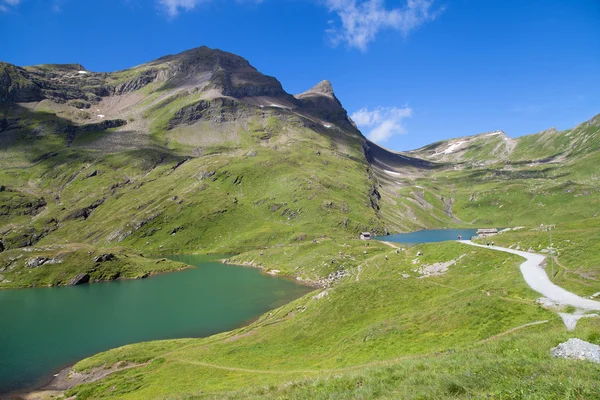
550 338 600 363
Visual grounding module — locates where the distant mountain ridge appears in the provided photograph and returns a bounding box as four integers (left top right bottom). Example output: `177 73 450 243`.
406 114 600 166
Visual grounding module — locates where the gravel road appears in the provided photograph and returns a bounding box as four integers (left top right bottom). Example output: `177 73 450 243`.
459 241 600 311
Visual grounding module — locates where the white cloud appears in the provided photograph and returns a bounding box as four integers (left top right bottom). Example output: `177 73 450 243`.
325 0 442 51
0 0 20 12
157 0 263 17
351 106 412 142
158 0 205 17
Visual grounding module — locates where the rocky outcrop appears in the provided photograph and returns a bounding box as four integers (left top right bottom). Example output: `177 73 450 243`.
167 98 251 128
296 80 338 101
0 63 44 102
93 253 116 263
62 198 105 222
26 257 48 268
295 80 357 129
67 273 90 286
114 69 162 94
216 69 288 98
162 47 289 99
369 184 381 211
63 208 90 221
0 191 47 217
62 119 127 145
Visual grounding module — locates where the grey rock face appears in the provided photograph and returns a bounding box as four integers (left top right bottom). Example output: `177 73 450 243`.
0 63 44 102
297 80 335 98
551 338 600 363
26 257 48 268
114 69 161 94
67 273 90 286
167 98 251 128
93 253 116 263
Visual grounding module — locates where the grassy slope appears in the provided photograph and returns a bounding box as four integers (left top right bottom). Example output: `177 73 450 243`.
0 244 185 288
2 59 600 398
1 95 385 287
64 240 600 399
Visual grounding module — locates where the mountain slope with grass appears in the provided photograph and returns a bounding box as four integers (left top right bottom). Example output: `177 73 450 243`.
0 47 391 287
61 241 599 399
1 46 600 286
2 46 600 399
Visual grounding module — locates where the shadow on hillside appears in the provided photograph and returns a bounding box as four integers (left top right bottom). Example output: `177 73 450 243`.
364 140 440 171
0 103 188 173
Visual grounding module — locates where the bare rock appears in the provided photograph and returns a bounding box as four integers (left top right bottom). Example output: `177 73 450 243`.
93 253 115 263
68 273 90 286
26 257 48 268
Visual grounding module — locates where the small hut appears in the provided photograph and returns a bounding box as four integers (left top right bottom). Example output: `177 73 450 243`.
360 232 372 240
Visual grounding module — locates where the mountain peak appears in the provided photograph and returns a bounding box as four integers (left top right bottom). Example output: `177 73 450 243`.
153 46 251 70
311 80 334 95
297 80 336 98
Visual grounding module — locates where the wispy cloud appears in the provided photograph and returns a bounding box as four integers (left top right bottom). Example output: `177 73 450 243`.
351 106 412 142
52 0 63 12
157 0 206 17
325 0 443 51
1 0 61 13
155 0 441 49
157 0 263 17
0 0 21 12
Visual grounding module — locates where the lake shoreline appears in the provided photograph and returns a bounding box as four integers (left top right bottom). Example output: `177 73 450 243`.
0 262 192 291
221 258 324 288
10 230 487 398
5 254 314 399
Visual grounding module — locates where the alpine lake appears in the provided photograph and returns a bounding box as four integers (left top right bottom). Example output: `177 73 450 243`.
0 255 313 395
1 229 480 395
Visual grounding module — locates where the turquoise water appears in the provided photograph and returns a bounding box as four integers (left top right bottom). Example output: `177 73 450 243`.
0 255 313 395
375 228 479 244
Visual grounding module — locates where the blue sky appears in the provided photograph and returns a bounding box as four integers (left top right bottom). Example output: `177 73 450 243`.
1 0 599 150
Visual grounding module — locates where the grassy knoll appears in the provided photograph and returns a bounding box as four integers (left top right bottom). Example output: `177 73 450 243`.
63 240 572 399
483 218 600 298
0 244 186 288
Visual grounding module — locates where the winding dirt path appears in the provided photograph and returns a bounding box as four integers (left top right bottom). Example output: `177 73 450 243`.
459 241 600 311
